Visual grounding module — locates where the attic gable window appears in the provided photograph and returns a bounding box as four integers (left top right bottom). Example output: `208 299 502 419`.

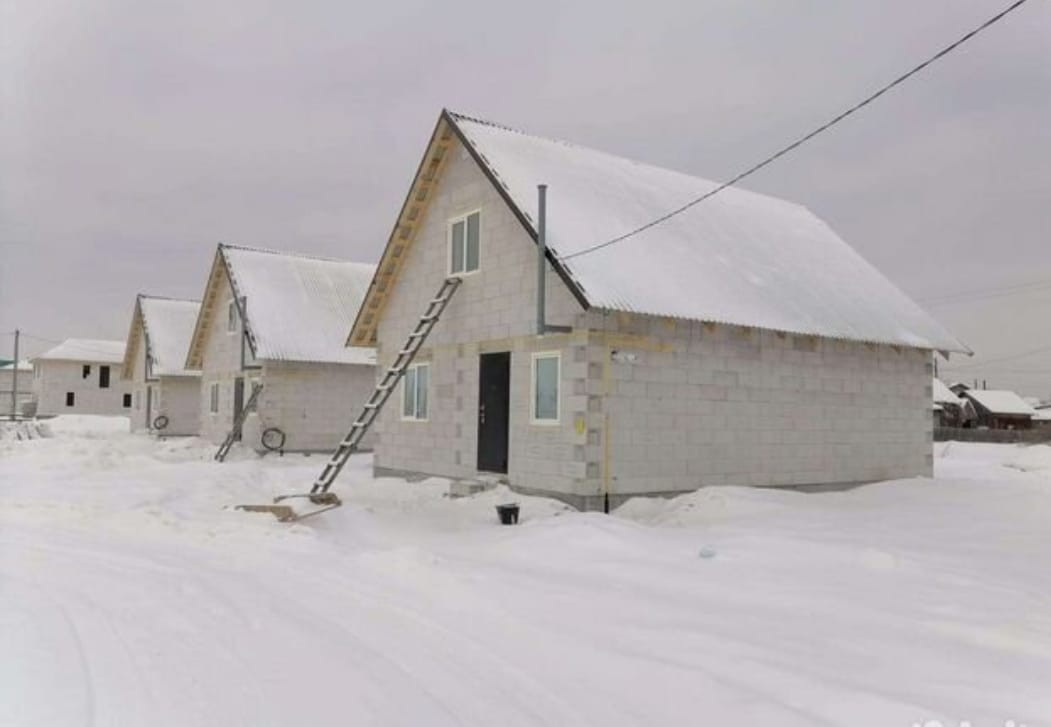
227 300 239 334
448 211 480 276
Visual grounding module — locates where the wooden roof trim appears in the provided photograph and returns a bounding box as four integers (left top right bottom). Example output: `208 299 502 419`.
346 115 456 346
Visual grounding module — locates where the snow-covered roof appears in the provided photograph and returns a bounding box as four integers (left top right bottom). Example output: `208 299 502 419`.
964 390 1036 417
0 359 32 372
188 245 377 367
1032 408 1051 421
125 296 201 378
444 111 968 352
932 378 960 405
35 339 126 364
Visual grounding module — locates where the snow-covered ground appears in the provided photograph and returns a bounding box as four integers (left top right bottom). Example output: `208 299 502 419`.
2 417 1049 726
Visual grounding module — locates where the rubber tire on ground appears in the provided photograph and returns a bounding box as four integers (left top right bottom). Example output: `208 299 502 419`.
152 415 169 431
261 427 286 452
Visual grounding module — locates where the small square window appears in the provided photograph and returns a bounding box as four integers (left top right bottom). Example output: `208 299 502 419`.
99 365 110 389
448 211 481 275
531 352 560 424
82 364 91 379
122 393 132 408
65 391 75 407
227 300 239 334
402 363 429 420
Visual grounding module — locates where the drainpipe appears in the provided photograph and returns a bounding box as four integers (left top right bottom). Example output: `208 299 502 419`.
536 184 547 336
535 184 571 336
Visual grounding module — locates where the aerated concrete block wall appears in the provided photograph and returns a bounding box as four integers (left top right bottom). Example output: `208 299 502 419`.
157 377 201 436
34 360 133 417
198 272 251 444
373 136 584 485
570 311 933 507
246 361 377 453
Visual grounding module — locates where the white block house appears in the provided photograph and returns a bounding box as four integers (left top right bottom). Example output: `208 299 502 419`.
121 295 202 435
32 339 133 417
185 244 377 453
347 110 970 510
0 360 34 416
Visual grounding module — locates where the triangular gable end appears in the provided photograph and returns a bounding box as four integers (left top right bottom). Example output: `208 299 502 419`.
346 109 590 347
121 295 147 380
184 245 257 370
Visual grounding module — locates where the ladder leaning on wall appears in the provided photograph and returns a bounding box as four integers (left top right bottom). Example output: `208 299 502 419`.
214 383 263 462
237 276 463 521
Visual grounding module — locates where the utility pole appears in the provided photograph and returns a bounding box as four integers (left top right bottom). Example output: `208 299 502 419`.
10 328 19 421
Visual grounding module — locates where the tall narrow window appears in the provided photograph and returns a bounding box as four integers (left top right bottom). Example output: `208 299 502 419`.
65 392 75 407
531 352 560 423
82 364 91 379
210 383 220 413
448 211 481 275
402 363 429 421
227 300 238 334
99 365 110 389
122 393 132 408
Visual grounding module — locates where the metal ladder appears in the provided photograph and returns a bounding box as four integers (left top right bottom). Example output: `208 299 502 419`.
237 276 462 521
214 383 263 462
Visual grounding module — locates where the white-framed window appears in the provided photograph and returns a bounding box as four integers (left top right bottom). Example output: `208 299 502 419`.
448 210 481 276
227 300 238 334
209 382 220 414
401 363 429 421
531 351 560 424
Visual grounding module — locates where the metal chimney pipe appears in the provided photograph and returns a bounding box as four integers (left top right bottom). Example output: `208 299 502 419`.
536 184 547 336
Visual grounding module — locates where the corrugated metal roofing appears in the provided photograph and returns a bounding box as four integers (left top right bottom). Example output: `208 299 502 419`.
223 246 376 365
35 339 126 364
139 297 201 377
448 111 969 353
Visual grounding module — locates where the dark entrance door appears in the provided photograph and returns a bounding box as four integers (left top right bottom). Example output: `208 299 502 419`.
477 352 511 473
232 377 245 441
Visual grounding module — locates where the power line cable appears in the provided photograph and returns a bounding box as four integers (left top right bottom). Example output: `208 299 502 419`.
941 343 1051 372
561 0 1032 263
920 278 1051 307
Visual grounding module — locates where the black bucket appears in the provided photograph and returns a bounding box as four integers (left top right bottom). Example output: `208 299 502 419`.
495 503 520 525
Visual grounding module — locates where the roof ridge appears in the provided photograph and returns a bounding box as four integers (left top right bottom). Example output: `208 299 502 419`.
137 293 201 305
218 242 375 267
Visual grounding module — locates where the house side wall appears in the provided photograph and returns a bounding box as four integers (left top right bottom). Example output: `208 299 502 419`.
373 136 584 486
575 311 933 507
33 359 132 417
129 327 150 432
197 267 249 443
240 361 376 452
156 377 201 436
0 369 34 410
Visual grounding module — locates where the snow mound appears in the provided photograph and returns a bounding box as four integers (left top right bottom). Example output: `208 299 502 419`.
43 414 131 438
1006 444 1051 475
0 421 50 441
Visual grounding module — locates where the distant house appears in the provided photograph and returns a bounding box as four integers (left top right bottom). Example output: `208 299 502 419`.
961 389 1036 430
347 110 969 510
932 377 974 427
0 360 34 415
1031 405 1051 430
121 295 202 435
32 339 133 417
184 244 376 453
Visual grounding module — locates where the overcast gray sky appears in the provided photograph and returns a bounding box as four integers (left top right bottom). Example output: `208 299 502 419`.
2 0 1049 394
